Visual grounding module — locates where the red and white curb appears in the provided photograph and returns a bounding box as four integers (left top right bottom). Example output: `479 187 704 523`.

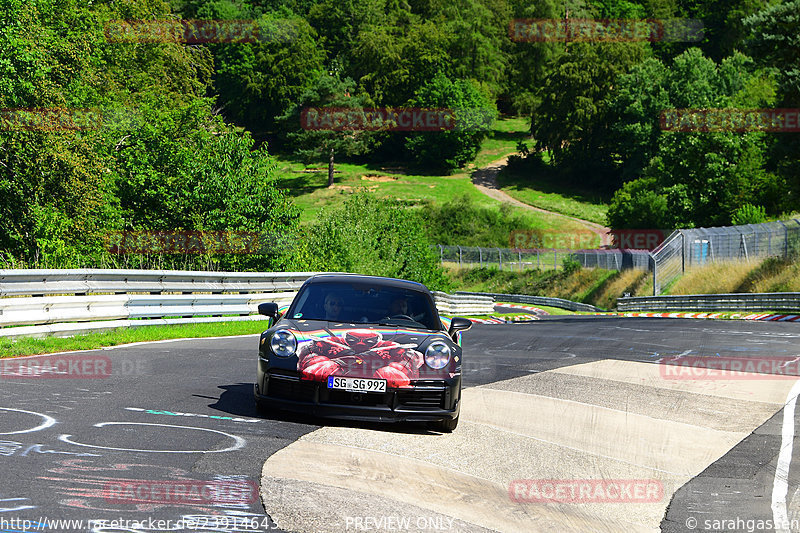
470 314 541 324
495 303 550 316
599 312 800 322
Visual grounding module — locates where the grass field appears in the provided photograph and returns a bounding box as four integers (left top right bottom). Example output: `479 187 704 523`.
0 320 270 358
497 163 610 226
274 116 595 236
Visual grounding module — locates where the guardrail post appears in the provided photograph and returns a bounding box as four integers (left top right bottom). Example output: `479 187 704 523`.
651 253 658 296
518 250 522 272
681 232 685 273
497 248 502 271
780 221 788 257
458 246 462 266
439 244 443 264
741 233 748 260
479 247 483 267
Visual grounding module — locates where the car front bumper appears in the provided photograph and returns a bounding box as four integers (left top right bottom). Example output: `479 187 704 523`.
254 371 460 423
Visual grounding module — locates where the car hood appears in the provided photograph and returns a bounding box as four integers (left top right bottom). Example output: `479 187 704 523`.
278 319 447 348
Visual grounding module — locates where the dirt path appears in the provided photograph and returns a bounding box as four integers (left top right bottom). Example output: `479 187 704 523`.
471 156 610 241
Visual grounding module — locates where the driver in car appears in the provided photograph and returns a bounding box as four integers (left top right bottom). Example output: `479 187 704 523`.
323 293 343 321
387 297 408 317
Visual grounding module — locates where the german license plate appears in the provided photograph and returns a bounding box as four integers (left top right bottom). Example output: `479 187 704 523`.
327 376 386 393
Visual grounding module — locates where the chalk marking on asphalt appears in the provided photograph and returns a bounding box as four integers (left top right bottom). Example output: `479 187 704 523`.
125 407 262 423
772 378 800 532
58 422 246 453
0 407 57 435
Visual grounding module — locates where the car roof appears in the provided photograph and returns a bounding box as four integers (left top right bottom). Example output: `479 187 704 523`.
303 273 431 293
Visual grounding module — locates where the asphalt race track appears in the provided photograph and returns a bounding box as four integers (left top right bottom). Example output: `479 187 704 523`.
2 317 800 533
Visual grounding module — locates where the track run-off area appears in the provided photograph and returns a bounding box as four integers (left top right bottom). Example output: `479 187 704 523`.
2 316 800 533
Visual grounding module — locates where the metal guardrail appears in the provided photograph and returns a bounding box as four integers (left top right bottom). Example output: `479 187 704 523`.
0 270 497 340
0 269 314 297
616 293 800 313
455 291 603 312
0 293 299 328
431 291 495 315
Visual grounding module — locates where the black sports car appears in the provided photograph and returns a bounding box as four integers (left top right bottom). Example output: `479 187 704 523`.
254 274 472 432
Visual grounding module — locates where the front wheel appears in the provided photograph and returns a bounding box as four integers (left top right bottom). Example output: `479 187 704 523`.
255 397 268 416
430 415 458 433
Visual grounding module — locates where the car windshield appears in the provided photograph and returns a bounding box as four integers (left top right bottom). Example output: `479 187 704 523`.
289 281 440 330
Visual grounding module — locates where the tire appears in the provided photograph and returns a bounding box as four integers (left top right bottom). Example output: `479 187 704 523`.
431 415 459 433
255 397 268 416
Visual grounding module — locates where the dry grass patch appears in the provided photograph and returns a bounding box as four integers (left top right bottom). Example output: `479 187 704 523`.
589 269 649 309
739 257 800 292
668 261 759 295
361 174 399 182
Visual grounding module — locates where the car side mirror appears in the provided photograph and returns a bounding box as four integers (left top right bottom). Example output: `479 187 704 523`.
448 317 472 336
258 302 279 318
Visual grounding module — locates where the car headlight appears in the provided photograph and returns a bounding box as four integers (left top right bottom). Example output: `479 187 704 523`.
425 341 451 370
270 330 297 357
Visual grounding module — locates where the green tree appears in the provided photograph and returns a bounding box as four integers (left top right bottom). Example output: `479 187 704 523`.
404 73 496 172
505 0 564 116
606 177 670 229
0 0 300 269
212 9 327 135
682 0 783 61
606 49 783 229
532 41 648 177
744 1 800 207
428 0 511 97
351 15 453 106
277 73 376 186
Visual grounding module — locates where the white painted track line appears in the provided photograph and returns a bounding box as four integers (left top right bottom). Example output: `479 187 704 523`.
772 379 800 532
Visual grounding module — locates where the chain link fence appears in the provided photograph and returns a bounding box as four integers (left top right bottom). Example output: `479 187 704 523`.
651 220 800 295
439 220 800 295
436 245 650 272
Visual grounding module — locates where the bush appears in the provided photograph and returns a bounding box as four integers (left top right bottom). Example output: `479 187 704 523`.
420 194 530 247
606 178 671 230
304 190 450 290
562 255 582 275
731 204 767 225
